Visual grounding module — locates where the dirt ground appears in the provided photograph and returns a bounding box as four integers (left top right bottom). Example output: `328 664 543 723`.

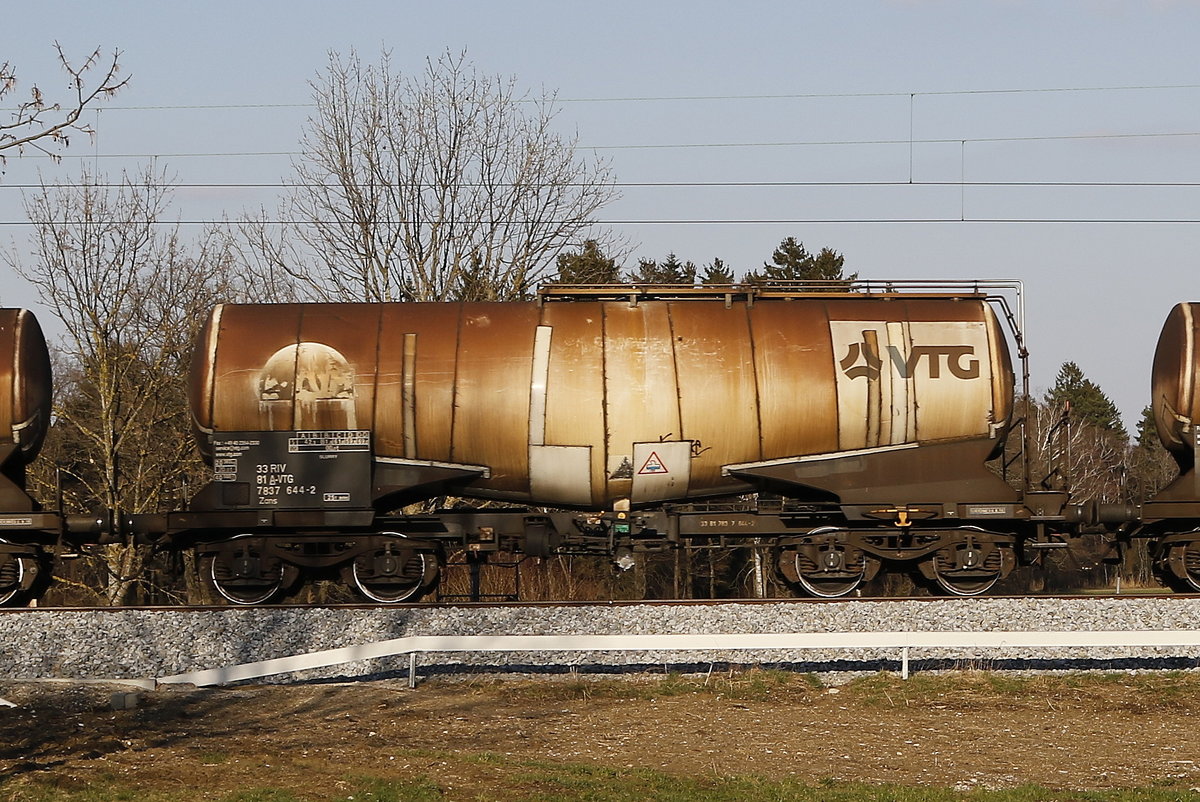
2 671 1200 798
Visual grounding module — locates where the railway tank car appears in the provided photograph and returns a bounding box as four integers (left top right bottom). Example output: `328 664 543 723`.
1139 302 1200 590
0 308 68 605
137 282 1088 604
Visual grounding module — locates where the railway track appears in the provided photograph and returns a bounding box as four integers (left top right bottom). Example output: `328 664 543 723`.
0 592 1187 614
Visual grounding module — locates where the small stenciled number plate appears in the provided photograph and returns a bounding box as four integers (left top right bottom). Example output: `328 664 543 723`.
289 430 370 453
965 504 1014 517
211 430 372 509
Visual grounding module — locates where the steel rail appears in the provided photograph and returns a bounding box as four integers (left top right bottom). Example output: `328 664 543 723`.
0 593 1189 613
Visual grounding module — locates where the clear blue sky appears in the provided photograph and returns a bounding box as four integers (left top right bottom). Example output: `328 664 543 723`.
6 0 1200 428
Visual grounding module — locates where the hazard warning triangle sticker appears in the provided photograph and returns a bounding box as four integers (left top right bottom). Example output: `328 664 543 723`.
637 451 669 475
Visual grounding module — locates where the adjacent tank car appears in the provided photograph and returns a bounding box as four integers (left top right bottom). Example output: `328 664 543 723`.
0 309 68 605
1139 302 1200 590
135 282 1091 604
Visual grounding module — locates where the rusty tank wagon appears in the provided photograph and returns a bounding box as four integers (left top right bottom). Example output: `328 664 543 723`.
1137 302 1200 590
131 281 1095 604
0 309 85 605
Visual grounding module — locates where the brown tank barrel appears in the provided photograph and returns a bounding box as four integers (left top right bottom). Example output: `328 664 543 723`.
1151 302 1200 469
191 296 1014 508
0 309 52 465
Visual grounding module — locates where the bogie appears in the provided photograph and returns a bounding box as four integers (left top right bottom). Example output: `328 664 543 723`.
347 535 439 603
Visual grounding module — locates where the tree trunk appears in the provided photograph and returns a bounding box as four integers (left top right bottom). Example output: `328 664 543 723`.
708 550 716 599
750 538 767 598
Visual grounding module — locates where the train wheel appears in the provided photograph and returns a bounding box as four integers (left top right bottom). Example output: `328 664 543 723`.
350 537 437 603
795 570 864 598
787 536 875 598
1161 543 1200 592
927 541 1009 597
0 550 28 606
205 544 291 605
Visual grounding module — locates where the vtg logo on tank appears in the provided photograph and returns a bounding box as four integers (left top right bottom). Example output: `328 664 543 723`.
827 320 995 449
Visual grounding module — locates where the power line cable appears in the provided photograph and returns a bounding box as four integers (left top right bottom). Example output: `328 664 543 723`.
3 129 1196 163
4 180 1200 190
12 81 1200 111
2 217 1199 227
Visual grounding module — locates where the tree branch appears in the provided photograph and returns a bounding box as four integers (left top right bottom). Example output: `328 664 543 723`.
0 44 128 164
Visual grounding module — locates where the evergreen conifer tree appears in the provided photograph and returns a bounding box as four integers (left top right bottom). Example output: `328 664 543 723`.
552 239 621 284
744 237 855 288
625 253 697 284
1044 361 1126 438
699 257 736 285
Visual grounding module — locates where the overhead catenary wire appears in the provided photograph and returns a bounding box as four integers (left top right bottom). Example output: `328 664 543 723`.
8 80 1200 111
1 83 1194 187
2 217 1200 227
2 82 1198 227
4 180 1200 190
3 128 1199 163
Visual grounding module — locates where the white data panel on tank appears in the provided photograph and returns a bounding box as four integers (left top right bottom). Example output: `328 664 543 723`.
630 441 693 504
529 445 592 506
829 320 994 449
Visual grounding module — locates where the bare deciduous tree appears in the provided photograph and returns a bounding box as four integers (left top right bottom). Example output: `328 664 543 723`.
243 49 618 302
6 166 240 604
1030 400 1128 503
0 44 127 165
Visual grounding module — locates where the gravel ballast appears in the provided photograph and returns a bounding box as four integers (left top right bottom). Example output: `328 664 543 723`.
3 597 1200 683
